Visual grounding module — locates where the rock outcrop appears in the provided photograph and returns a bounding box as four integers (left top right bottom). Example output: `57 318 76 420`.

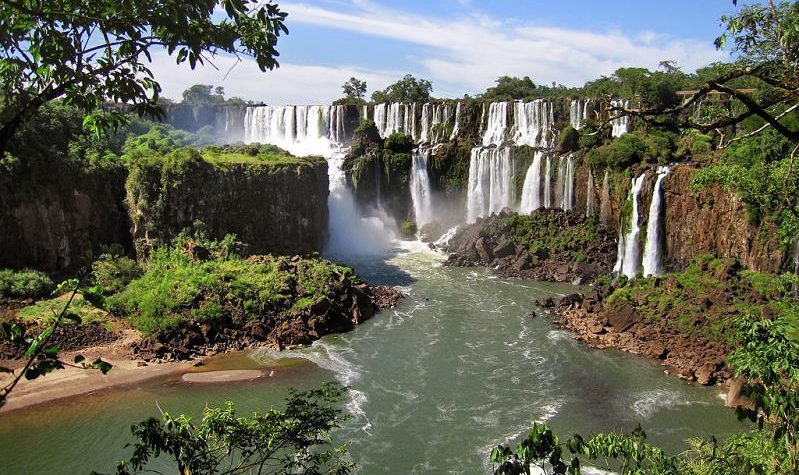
442 209 616 283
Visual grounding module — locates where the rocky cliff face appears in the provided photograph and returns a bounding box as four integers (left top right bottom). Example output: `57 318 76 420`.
126 154 329 258
0 167 133 272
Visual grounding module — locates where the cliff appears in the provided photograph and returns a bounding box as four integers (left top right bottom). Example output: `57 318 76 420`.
0 165 133 272
126 148 329 258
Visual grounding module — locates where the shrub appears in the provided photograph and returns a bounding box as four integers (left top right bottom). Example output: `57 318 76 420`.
0 269 54 300
556 125 580 153
384 132 414 153
92 254 143 295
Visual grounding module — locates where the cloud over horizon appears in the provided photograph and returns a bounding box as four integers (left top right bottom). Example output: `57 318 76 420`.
148 1 728 104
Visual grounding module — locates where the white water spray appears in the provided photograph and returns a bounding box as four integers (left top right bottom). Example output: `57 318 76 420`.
520 151 545 213
614 173 646 278
466 147 514 222
410 150 434 228
642 167 670 277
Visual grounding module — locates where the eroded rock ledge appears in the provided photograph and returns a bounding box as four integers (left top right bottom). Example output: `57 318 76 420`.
441 208 616 284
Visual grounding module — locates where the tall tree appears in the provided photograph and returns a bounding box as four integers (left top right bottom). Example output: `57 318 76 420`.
340 77 367 103
0 0 288 155
481 76 537 102
371 74 433 103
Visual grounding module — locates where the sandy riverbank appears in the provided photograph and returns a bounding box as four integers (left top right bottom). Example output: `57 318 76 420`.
0 330 194 414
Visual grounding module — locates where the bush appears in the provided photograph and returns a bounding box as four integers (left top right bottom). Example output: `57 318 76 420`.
556 125 580 153
92 254 143 295
0 269 54 300
108 232 360 336
384 132 414 153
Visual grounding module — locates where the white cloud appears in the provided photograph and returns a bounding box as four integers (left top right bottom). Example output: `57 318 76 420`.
149 1 729 103
283 1 728 96
147 50 398 104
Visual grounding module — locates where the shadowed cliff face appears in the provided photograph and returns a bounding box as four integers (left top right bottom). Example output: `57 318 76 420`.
126 157 330 259
0 167 133 272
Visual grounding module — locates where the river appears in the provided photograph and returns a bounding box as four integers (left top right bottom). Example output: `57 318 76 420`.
0 241 744 474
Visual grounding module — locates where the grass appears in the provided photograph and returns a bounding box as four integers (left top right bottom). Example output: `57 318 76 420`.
17 293 112 327
107 233 360 336
606 255 799 345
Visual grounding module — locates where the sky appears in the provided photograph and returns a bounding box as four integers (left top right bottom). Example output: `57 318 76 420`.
148 0 760 105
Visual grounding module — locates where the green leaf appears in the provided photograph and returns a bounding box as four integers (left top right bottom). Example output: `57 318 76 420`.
91 359 113 375
63 313 82 324
74 355 85 364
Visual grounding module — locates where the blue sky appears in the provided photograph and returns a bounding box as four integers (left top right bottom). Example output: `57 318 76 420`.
150 0 758 104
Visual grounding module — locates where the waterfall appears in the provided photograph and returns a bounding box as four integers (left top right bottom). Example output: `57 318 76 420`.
244 105 346 157
642 167 670 277
482 102 509 146
420 103 454 143
611 99 632 137
570 99 591 130
410 150 434 227
613 174 647 278
556 154 575 210
543 156 552 209
513 100 552 147
519 151 545 213
325 153 396 256
586 169 596 216
600 169 611 225
466 147 514 222
450 102 462 140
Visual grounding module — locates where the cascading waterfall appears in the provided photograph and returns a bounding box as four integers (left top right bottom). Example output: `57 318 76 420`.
450 102 462 140
420 103 456 143
244 104 346 157
570 99 591 130
519 151 545 213
513 100 553 147
543 156 553 209
586 169 596 216
466 147 514 222
614 174 647 278
556 154 576 210
600 170 611 225
482 102 509 146
642 167 670 277
410 150 434 227
611 99 632 137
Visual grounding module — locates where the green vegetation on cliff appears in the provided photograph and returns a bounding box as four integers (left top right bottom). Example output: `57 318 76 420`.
491 212 607 263
0 269 54 301
109 232 360 336
607 255 799 344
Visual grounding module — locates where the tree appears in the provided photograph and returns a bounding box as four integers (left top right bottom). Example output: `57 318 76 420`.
181 84 224 106
0 0 288 155
336 77 367 105
481 76 537 102
617 0 799 145
110 383 354 475
371 74 432 103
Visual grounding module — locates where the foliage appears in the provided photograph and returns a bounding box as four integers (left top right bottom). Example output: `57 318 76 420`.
606 255 799 344
728 315 799 471
493 212 607 263
692 152 799 247
371 74 432 103
384 132 414 153
0 268 53 300
586 130 678 170
335 77 368 105
17 293 110 326
481 76 538 102
0 0 288 153
108 231 359 336
0 279 113 408
556 125 580 153
92 254 143 295
181 84 225 106
110 383 353 475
